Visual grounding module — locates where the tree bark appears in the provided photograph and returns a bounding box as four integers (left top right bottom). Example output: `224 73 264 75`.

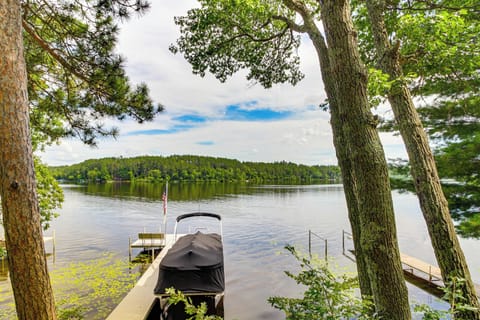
320 1 411 318
300 10 374 300
282 1 409 313
365 1 480 317
329 94 375 301
0 1 57 319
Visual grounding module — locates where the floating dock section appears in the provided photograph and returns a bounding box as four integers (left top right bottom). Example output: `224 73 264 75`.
342 230 480 297
400 253 442 283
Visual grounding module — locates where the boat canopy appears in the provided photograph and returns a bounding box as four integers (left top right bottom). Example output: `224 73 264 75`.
154 231 225 294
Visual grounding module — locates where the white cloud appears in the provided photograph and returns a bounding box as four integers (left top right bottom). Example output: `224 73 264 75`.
43 112 337 166
39 1 406 166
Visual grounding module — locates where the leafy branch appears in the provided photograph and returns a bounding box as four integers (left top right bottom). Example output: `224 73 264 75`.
165 288 222 320
269 245 376 320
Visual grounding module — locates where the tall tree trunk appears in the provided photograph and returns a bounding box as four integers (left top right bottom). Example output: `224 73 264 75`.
320 1 411 318
0 1 57 319
282 0 374 299
365 1 480 317
330 98 375 301
305 20 373 300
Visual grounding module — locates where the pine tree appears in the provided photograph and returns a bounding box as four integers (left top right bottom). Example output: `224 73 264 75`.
1 1 57 318
23 0 163 147
1 1 161 318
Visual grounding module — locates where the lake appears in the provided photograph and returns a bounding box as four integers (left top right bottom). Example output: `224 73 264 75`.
1 182 479 319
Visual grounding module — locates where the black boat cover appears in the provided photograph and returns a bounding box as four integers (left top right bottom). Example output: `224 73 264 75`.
154 232 225 294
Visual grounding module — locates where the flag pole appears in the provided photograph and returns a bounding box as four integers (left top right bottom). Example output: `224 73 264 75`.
162 181 168 234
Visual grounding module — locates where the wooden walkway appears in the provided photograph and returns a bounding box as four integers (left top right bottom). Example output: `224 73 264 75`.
401 253 480 298
400 253 442 283
107 234 178 320
342 231 480 297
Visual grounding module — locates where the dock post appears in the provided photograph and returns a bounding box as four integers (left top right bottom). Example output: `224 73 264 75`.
308 230 312 258
53 230 56 264
324 238 328 262
128 237 132 263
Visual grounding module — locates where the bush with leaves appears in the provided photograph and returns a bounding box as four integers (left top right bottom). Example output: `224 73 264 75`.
414 276 479 320
271 246 480 320
165 288 222 320
35 157 63 230
268 245 376 320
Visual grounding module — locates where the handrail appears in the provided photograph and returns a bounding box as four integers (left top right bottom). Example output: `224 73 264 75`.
176 212 221 222
308 230 328 261
174 212 223 241
342 230 353 255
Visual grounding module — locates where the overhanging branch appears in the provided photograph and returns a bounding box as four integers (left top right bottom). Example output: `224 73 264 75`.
272 15 308 33
22 19 90 84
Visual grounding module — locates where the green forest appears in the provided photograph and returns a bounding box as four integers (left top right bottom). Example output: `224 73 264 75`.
50 155 341 183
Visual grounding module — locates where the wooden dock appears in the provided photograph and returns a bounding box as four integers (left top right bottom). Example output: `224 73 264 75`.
400 253 442 283
107 234 178 320
401 253 480 298
129 232 165 262
342 230 480 297
130 233 165 249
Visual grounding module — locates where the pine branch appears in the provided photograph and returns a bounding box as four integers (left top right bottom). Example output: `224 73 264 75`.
22 19 91 84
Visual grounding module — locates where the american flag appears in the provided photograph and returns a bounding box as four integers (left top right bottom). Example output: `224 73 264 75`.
162 191 167 215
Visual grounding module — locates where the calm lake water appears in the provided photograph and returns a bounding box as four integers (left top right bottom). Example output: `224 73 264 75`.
1 182 479 319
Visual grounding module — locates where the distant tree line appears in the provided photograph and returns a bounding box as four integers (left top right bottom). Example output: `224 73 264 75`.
50 155 341 183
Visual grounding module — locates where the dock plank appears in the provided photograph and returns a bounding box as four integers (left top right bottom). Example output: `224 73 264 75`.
342 232 480 298
400 253 442 281
400 253 480 298
130 239 165 248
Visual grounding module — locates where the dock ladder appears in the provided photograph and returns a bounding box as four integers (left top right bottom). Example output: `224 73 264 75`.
308 230 328 261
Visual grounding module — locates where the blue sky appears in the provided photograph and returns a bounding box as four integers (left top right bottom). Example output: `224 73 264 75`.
40 1 406 166
126 103 295 136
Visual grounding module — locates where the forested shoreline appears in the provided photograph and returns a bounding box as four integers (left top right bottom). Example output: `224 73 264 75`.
50 155 341 183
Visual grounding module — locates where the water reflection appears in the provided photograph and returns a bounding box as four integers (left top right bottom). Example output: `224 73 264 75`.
1 182 477 319
391 178 480 239
72 181 255 201
72 181 343 202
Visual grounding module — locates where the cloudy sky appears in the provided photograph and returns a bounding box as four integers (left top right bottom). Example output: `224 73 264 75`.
40 1 406 166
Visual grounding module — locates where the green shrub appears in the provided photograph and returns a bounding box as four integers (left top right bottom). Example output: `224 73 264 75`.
268 245 376 319
271 246 479 320
166 288 222 320
413 276 479 319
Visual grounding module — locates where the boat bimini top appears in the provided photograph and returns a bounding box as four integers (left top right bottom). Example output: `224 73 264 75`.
154 212 224 295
